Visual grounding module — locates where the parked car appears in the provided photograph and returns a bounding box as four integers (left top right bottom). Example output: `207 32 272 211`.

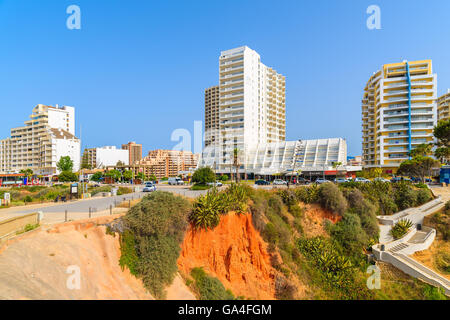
373 177 390 183
255 179 270 185
168 177 184 185
143 182 156 192
295 177 310 185
391 177 412 183
207 181 223 187
315 178 330 184
273 179 288 185
334 178 347 184
354 177 370 183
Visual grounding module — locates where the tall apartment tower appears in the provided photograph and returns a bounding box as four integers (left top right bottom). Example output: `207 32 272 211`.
122 141 143 165
437 89 450 122
362 60 437 170
0 104 80 175
204 86 220 148
217 46 286 172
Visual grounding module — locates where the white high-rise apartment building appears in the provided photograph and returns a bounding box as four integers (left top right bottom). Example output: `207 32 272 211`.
0 104 81 175
216 46 286 172
199 46 350 177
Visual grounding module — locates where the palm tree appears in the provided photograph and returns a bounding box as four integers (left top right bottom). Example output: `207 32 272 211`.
332 162 342 178
20 169 34 183
233 148 240 183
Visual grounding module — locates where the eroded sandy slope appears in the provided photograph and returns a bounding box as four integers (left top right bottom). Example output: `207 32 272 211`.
0 215 153 300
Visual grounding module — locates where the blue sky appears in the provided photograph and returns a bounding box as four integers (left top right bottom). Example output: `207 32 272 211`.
1 0 449 156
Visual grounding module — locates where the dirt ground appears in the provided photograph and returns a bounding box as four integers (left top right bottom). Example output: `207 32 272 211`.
0 215 195 300
300 203 340 238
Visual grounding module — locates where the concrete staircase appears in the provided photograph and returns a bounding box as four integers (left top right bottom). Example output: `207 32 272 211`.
388 243 410 253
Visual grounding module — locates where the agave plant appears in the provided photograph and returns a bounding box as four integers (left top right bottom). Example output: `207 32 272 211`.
390 219 413 239
190 192 222 230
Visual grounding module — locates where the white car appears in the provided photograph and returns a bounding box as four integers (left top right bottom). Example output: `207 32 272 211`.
373 177 390 183
354 177 370 183
168 177 184 185
143 182 156 192
207 181 223 187
273 179 288 185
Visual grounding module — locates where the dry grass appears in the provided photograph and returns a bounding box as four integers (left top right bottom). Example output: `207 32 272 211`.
116 198 142 209
412 240 450 279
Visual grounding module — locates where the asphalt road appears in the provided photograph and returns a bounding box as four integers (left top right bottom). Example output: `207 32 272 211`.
11 185 209 215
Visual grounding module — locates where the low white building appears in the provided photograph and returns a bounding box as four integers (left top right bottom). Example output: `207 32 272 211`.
198 138 351 177
82 146 129 169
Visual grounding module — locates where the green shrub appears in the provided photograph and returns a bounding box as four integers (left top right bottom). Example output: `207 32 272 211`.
444 200 450 213
278 189 297 207
318 183 347 216
117 186 132 196
345 189 379 241
294 185 319 204
394 182 417 210
226 183 249 214
192 167 216 185
435 251 450 274
221 175 229 182
119 230 139 275
190 191 223 230
121 191 191 299
416 188 432 205
329 213 369 254
24 223 39 232
58 171 78 182
190 184 211 190
379 195 398 215
263 223 279 245
298 237 356 293
24 195 33 203
288 204 303 218
190 267 235 300
390 219 413 239
423 285 447 300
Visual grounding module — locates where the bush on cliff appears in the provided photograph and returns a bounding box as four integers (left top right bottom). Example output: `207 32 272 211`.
190 267 235 300
190 183 250 230
318 183 347 216
121 191 191 299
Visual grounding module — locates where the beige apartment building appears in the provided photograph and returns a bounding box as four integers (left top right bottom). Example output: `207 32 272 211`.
133 149 198 178
204 86 220 148
362 60 437 171
122 141 143 165
438 89 450 122
0 104 80 176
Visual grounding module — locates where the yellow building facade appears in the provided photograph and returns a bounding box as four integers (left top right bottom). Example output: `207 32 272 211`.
362 60 437 171
437 89 450 122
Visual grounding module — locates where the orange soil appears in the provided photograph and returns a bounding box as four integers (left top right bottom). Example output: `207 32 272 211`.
177 212 277 300
300 203 340 238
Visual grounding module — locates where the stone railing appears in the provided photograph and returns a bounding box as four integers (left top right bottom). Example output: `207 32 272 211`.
0 213 40 244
